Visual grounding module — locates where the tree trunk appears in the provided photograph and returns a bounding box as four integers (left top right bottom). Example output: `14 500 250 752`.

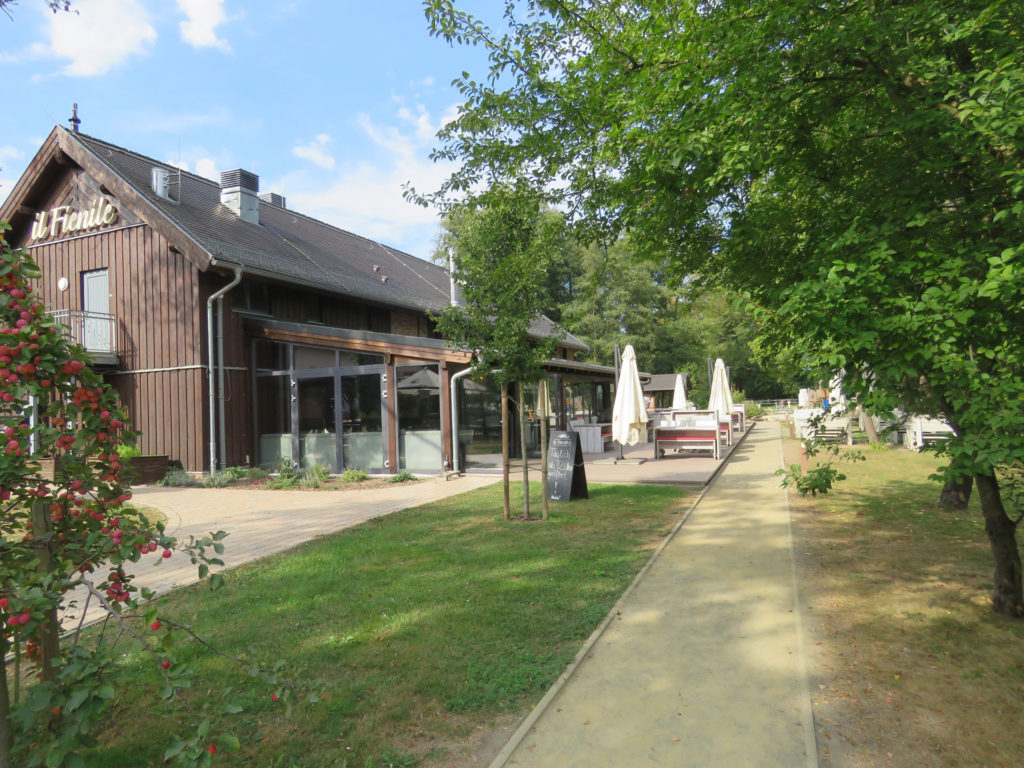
857 405 880 444
974 471 1023 617
938 476 973 510
519 387 530 520
541 402 549 521
31 502 60 682
0 636 12 768
501 382 510 521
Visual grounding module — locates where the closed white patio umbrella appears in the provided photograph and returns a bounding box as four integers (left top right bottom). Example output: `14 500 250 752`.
612 344 648 446
672 373 688 410
707 358 734 417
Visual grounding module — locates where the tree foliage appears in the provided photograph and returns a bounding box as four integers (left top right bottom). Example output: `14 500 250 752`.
420 0 1024 614
435 212 792 396
433 185 560 386
0 227 310 766
432 185 561 519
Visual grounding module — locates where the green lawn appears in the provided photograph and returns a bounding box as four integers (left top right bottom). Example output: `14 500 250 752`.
87 482 691 767
789 439 1024 767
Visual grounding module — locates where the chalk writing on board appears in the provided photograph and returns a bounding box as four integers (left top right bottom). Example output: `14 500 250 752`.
547 431 588 501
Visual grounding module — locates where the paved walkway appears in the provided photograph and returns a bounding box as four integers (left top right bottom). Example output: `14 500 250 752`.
492 422 818 768
61 475 499 630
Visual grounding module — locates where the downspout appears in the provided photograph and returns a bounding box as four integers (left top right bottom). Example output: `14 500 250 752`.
450 367 502 474
217 296 228 470
207 262 243 473
450 367 473 474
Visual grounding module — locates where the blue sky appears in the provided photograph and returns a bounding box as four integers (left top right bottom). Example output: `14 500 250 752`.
0 0 496 261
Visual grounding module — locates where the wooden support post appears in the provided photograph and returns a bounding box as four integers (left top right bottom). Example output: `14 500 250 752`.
541 404 549 521
501 382 510 521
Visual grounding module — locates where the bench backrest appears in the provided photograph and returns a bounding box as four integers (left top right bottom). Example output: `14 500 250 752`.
662 410 719 429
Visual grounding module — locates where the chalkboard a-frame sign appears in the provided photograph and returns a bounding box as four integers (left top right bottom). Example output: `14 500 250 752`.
547 430 588 501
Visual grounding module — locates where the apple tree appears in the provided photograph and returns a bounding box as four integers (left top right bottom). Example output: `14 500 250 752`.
0 225 299 767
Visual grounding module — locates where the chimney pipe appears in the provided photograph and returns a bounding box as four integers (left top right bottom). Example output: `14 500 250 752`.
220 169 259 224
68 103 81 133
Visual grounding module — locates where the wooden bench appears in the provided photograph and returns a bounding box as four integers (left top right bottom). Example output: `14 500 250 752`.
731 403 746 433
653 411 720 460
903 415 955 450
795 409 851 444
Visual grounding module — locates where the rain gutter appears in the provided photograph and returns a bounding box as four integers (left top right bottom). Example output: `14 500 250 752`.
207 261 243 473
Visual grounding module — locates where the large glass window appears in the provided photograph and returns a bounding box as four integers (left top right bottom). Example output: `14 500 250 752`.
257 375 293 468
255 341 385 473
562 379 612 425
254 340 288 372
341 374 384 472
397 364 442 472
339 350 384 367
456 375 503 469
294 346 336 370
298 377 337 469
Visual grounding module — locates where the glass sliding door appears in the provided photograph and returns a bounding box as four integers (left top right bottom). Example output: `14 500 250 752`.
254 340 386 473
341 373 384 472
297 377 337 469
257 374 293 468
396 363 442 472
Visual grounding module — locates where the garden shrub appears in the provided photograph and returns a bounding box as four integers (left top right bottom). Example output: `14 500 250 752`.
341 468 367 483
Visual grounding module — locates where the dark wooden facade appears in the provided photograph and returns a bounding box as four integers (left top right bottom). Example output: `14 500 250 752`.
15 162 210 470
1 126 591 475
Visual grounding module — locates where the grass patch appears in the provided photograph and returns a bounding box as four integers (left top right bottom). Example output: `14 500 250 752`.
787 437 1024 767
83 482 691 767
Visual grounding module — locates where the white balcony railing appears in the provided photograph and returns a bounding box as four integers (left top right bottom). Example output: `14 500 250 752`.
47 310 118 358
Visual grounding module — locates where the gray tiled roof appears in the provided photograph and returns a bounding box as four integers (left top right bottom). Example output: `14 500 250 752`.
643 373 688 392
67 129 587 351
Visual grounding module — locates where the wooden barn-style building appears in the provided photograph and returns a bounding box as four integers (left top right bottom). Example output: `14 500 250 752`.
0 122 610 475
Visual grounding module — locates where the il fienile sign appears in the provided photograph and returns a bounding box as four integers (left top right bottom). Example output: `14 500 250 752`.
29 198 119 243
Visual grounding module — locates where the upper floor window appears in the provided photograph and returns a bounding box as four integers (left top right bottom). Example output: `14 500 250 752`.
232 280 271 314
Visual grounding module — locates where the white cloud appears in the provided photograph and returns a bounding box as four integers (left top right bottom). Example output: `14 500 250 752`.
292 134 336 170
0 146 23 166
31 0 156 77
273 111 458 258
194 157 219 180
125 106 233 135
168 157 220 181
176 0 231 51
391 100 462 144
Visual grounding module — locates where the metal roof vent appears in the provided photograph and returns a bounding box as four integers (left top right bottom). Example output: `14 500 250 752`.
259 192 286 209
220 169 259 224
151 167 178 202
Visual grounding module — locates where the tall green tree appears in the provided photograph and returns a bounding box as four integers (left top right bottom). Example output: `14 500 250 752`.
420 0 1024 615
432 185 560 520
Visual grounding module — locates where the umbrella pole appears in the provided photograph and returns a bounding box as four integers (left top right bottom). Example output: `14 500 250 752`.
614 344 624 462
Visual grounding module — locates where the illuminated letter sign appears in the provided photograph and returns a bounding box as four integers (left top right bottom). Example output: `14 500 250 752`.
29 198 119 242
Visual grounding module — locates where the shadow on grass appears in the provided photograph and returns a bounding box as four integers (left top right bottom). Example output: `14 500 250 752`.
85 483 691 768
788 440 1024 768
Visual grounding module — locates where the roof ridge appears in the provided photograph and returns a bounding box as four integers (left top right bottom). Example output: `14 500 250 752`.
64 126 449 274
64 126 218 189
